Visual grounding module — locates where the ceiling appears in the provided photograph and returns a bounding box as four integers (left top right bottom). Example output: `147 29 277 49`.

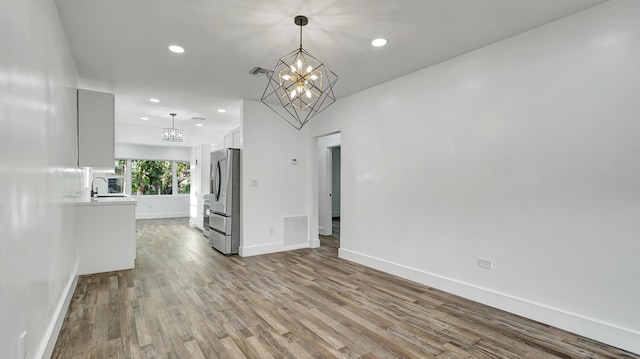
54 0 607 146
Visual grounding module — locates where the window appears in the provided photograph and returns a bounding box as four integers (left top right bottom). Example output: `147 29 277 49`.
114 158 190 196
177 161 191 194
114 159 126 175
108 159 127 194
131 160 173 195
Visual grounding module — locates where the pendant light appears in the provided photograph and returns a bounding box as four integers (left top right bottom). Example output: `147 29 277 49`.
261 15 338 130
161 113 184 142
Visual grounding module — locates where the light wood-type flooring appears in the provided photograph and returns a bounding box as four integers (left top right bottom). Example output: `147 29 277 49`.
52 218 638 358
329 217 341 242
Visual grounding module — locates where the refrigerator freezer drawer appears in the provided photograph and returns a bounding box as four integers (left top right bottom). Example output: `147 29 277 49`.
209 212 232 234
209 229 233 254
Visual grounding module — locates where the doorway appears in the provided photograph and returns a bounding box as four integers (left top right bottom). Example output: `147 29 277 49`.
317 133 341 249
329 146 341 243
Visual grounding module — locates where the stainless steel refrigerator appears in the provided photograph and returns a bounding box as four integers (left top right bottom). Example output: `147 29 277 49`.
208 148 240 254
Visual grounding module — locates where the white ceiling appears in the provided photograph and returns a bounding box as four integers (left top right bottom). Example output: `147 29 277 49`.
54 0 607 146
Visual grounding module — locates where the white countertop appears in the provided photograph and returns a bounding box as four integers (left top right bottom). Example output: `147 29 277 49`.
76 195 137 206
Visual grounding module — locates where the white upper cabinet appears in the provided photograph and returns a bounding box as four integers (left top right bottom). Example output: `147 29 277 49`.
77 89 115 168
232 129 241 148
223 128 241 149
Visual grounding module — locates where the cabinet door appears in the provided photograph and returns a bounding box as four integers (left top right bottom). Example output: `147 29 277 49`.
232 130 241 148
223 133 233 149
78 89 115 168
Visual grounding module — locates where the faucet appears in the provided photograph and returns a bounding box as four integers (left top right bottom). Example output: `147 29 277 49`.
90 177 107 198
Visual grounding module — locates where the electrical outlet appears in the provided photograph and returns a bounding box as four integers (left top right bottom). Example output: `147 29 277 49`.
478 258 493 270
251 179 259 187
19 331 27 359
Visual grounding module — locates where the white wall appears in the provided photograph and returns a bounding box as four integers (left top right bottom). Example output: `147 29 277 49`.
307 1 640 354
189 145 202 227
116 143 191 161
115 121 230 148
0 1 83 358
240 100 309 256
134 195 190 219
191 144 212 229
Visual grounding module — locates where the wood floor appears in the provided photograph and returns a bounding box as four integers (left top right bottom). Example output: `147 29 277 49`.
52 218 638 358
328 217 340 241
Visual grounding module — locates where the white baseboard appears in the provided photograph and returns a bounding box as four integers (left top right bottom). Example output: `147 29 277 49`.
240 242 309 257
338 248 640 355
37 263 78 359
188 217 203 229
310 238 320 248
135 212 189 219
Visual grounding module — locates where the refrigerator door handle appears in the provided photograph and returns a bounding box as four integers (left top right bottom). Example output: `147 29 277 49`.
214 160 222 201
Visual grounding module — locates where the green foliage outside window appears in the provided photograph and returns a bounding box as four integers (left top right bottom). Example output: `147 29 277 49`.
131 160 173 195
114 159 126 175
177 161 191 194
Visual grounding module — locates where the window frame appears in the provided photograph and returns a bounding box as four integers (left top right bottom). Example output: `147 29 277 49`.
115 158 191 197
176 161 191 195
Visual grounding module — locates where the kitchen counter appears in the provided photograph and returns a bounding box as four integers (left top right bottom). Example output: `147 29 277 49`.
75 195 137 275
75 195 137 206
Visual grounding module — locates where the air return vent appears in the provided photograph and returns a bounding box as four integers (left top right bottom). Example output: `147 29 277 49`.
249 66 272 76
191 117 205 121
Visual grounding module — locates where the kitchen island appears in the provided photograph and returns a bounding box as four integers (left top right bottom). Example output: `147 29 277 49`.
75 196 137 275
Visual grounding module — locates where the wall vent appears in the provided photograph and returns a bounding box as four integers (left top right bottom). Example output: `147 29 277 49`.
284 216 308 247
191 117 205 121
249 66 272 76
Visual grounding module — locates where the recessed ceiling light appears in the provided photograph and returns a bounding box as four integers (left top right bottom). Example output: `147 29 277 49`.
371 38 388 47
168 45 185 54
195 123 204 127
149 98 160 103
140 117 149 120
217 109 226 113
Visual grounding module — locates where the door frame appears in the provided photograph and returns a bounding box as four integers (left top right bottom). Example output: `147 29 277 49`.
313 132 341 239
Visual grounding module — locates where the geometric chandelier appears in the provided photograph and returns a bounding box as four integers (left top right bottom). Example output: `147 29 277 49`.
261 15 338 130
161 113 184 142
